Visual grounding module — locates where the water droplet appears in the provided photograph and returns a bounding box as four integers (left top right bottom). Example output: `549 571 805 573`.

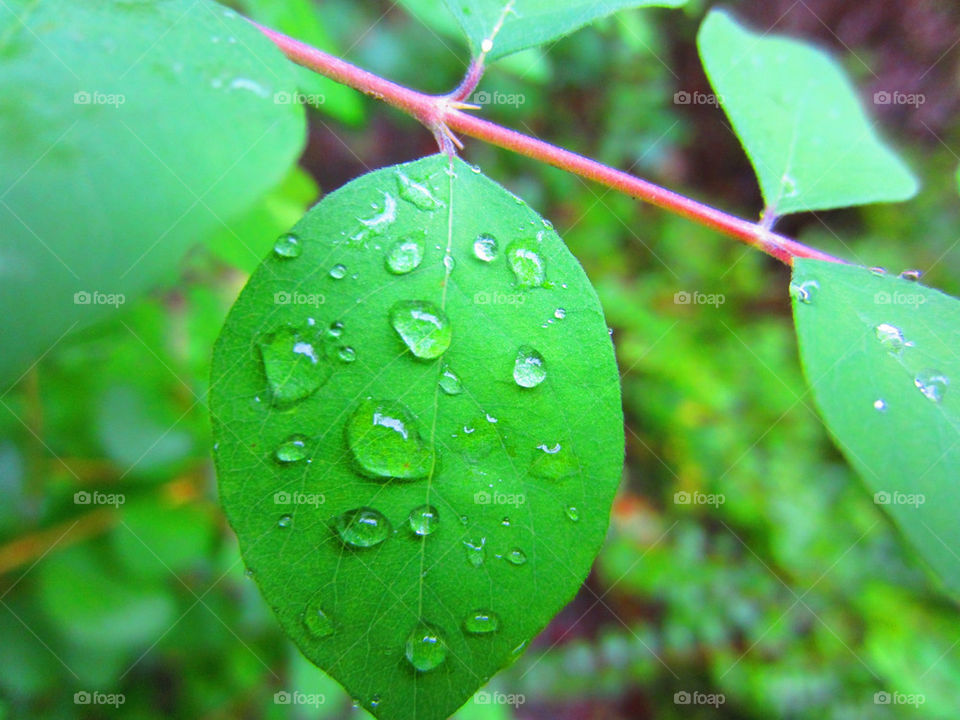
333 507 392 548
789 279 819 304
531 442 578 480
870 266 887 276
408 505 439 536
511 640 528 658
259 326 330 405
873 399 887 412
439 364 463 395
275 434 309 463
303 599 335 638
229 77 270 98
501 517 510 527
464 610 500 635
470 164 482 174
899 269 922 282
330 263 347 279
277 514 292 528
338 346 357 363
875 323 913 353
473 233 499 262
554 307 566 320
346 399 433 479
273 233 301 258
566 506 580 522
351 193 397 243
456 418 498 461
404 622 446 672
389 300 452 359
506 239 547 287
385 235 425 274
505 548 527 565
370 695 381 708
513 346 546 388
396 171 443 211
542 218 554 230
914 369 948 403
464 538 486 567
443 254 456 273
328 321 344 338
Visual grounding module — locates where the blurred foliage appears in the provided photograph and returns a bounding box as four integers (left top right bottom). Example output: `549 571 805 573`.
1 0 959 718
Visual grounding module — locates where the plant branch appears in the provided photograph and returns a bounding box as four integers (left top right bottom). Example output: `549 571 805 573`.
253 22 843 267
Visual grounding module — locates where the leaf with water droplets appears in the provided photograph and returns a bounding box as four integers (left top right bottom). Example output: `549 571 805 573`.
697 9 917 217
791 259 960 597
210 154 623 720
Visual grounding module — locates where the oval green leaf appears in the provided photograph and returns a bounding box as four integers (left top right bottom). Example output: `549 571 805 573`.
697 9 918 217
791 259 960 596
210 155 623 720
0 0 305 386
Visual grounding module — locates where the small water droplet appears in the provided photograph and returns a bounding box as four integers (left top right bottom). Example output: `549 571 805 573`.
370 695 381 708
273 233 301 259
408 505 439 536
899 269 923 282
470 164 482 174
352 193 397 243
275 434 309 463
439 364 463 395
464 610 500 635
334 507 392 548
875 323 913 353
346 399 433 479
277 514 292 528
789 279 819 304
566 506 580 522
501 517 510 527
554 307 566 320
506 239 547 288
229 77 269 98
456 418 498 461
870 266 888 276
338 346 357 363
505 548 527 565
330 263 347 279
396 171 443 211
513 346 546 388
390 300 452 359
443 253 456 273
303 599 335 638
385 235 425 274
914 369 948 403
328 321 344 338
464 538 486 567
259 326 331 405
473 233 499 262
531 442 578 480
404 622 446 672
873 399 887 412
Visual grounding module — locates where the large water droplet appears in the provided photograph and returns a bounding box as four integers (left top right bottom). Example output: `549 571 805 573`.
385 236 425 274
531 442 578 480
330 263 347 279
506 239 547 287
875 323 913 353
396 171 443 211
334 507 392 548
404 622 446 672
273 233 301 259
473 233 499 262
914 369 948 403
259 326 331 405
346 399 433 479
789 279 819 304
390 300 452 359
505 548 527 565
408 505 439 536
303 599 335 638
464 538 486 567
513 346 546 388
275 434 309 463
439 364 463 395
463 610 500 635
456 418 498 461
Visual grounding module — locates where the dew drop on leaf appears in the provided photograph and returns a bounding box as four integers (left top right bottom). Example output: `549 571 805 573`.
385 235 425 274
258 326 331 405
914 369 948 403
396 171 443 211
505 548 527 565
327 321 344 338
875 323 913 353
554 307 566 320
899 269 922 281
506 239 547 287
277 514 292 529
566 506 580 522
456 419 498 461
404 622 446 672
329 263 347 279
873 399 887 412
463 610 500 635
338 346 356 363
346 399 433 479
473 233 499 262
513 345 546 388
439 364 463 395
389 300 452 359
303 600 335 638
333 507 392 548
464 538 486 567
789 279 819 304
531 442 578 480
408 505 439 536
274 434 308 463
273 232 301 259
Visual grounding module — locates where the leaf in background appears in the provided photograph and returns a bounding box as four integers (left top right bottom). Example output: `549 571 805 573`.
697 10 918 217
444 0 687 61
791 259 960 595
210 155 623 720
0 0 305 387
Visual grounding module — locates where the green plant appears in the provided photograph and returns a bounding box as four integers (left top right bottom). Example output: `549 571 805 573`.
2 1 958 719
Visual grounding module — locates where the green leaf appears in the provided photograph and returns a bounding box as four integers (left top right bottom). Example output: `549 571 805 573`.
0 0 305 386
697 9 918 216
791 260 960 595
210 154 623 720
444 0 686 61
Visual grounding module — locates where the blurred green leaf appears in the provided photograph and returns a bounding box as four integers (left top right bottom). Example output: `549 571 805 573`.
697 9 918 216
113 499 216 580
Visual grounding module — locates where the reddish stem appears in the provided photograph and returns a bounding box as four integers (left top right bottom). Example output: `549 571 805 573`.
253 22 843 267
